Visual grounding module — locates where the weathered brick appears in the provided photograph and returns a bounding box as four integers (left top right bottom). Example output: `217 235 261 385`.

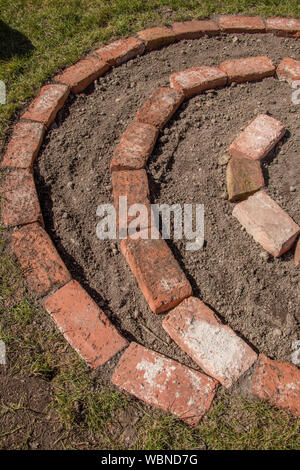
110 122 158 171
1 121 45 169
294 237 300 267
94 37 145 65
217 15 265 33
266 17 300 36
277 57 300 84
44 280 128 368
226 158 264 202
121 234 192 314
229 114 286 160
11 223 71 295
219 56 275 83
172 19 219 40
1 170 42 226
22 84 69 128
112 169 151 233
54 57 110 93
252 354 300 418
137 27 175 51
112 342 217 426
170 66 227 99
232 190 300 257
135 87 184 129
163 297 257 388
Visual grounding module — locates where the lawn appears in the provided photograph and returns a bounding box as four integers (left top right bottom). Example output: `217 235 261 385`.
0 0 300 450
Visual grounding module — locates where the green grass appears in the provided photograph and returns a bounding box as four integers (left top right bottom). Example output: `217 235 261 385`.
134 393 300 450
0 0 300 450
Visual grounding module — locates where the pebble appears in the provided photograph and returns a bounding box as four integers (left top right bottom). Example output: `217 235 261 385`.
218 154 230 166
272 328 282 337
259 251 270 262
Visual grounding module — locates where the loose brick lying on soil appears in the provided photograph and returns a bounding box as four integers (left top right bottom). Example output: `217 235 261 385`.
229 114 286 160
217 15 266 33
135 87 184 129
170 66 227 98
22 84 69 128
172 19 219 40
44 280 128 368
277 57 300 84
162 297 257 388
232 190 300 257
54 57 110 93
111 342 218 426
11 223 71 295
294 238 300 267
226 157 265 202
252 354 300 418
137 27 175 51
219 56 275 83
266 17 300 36
1 121 45 169
94 37 145 66
111 169 151 232
1 169 42 226
110 121 159 171
121 233 192 314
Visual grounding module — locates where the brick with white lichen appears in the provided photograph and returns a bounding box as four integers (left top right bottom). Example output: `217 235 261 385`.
162 297 257 388
111 342 218 426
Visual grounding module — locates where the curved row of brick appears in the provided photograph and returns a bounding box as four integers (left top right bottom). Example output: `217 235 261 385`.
1 16 300 426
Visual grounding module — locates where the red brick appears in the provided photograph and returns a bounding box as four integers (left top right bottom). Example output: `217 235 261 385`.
170 66 227 99
1 170 42 226
163 297 257 388
172 19 219 40
112 342 217 426
94 37 145 65
220 56 275 83
111 169 151 233
252 354 300 418
294 237 300 267
266 17 300 36
232 190 300 257
54 57 110 93
1 121 45 169
22 84 69 128
135 87 184 129
11 223 71 295
121 234 192 314
229 114 286 160
217 15 265 33
277 57 300 84
44 280 128 368
110 122 158 171
137 27 175 51
226 158 264 202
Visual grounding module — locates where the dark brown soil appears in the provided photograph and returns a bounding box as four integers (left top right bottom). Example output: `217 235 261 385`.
35 32 300 373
